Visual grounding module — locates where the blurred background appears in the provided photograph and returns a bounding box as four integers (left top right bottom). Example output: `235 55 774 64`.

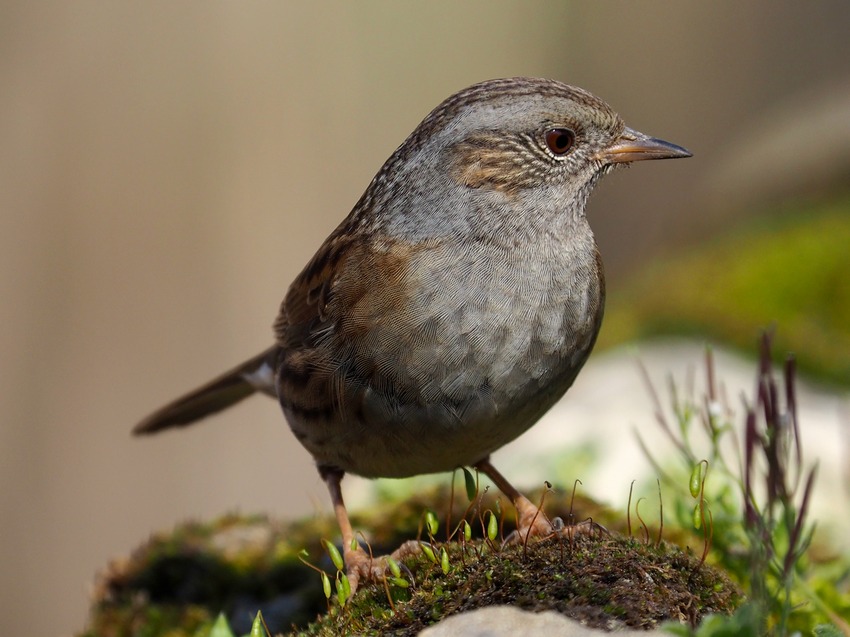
2 2 849 635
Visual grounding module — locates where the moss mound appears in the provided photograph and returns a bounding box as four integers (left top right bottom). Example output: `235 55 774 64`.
303 533 739 636
80 488 739 636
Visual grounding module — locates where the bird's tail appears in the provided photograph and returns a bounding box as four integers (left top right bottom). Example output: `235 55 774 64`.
132 346 279 435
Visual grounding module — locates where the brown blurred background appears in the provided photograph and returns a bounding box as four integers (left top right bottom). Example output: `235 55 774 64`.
2 2 849 635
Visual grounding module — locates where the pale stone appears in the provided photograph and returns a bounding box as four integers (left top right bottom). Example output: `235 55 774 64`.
418 605 657 637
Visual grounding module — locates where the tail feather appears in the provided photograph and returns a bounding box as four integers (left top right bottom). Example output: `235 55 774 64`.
133 346 279 435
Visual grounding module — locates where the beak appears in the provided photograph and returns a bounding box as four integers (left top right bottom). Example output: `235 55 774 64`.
596 127 692 164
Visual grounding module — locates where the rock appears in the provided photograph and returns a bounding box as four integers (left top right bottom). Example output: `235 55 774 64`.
418 605 656 636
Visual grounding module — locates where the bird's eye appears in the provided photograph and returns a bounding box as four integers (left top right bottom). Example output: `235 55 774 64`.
544 128 575 156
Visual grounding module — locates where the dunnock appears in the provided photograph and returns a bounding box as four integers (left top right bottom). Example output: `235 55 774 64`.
134 77 690 591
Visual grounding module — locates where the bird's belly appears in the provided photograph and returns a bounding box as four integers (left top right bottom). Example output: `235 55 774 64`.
283 271 603 478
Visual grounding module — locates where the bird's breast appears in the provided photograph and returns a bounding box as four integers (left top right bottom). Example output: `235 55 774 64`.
398 238 604 403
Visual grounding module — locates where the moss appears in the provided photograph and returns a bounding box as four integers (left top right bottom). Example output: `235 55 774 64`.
292 534 740 636
80 488 739 636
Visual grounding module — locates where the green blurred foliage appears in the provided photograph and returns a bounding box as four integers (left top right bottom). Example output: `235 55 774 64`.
601 197 850 385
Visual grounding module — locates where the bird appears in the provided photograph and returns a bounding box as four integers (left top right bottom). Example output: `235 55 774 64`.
133 77 691 592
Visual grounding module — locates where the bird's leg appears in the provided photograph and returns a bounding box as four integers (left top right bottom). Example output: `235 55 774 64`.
474 458 554 541
323 468 377 594
322 468 419 597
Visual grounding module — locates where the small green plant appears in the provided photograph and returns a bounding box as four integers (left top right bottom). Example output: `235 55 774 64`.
688 460 713 566
296 539 354 608
249 611 269 637
208 613 235 637
205 610 269 637
638 332 849 635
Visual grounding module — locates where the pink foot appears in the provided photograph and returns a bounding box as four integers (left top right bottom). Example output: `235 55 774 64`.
343 540 421 595
508 495 608 545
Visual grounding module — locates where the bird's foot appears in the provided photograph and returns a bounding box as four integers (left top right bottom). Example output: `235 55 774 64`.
505 494 609 545
551 516 610 540
342 539 421 597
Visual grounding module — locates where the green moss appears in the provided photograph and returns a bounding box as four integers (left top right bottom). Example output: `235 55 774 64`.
79 489 738 636
599 197 850 385
299 534 739 636
80 515 333 637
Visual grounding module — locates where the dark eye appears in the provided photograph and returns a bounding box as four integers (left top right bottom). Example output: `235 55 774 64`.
544 128 575 155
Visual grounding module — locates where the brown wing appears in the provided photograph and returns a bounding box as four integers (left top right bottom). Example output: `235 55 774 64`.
274 229 345 344
274 223 427 345
273 226 433 421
